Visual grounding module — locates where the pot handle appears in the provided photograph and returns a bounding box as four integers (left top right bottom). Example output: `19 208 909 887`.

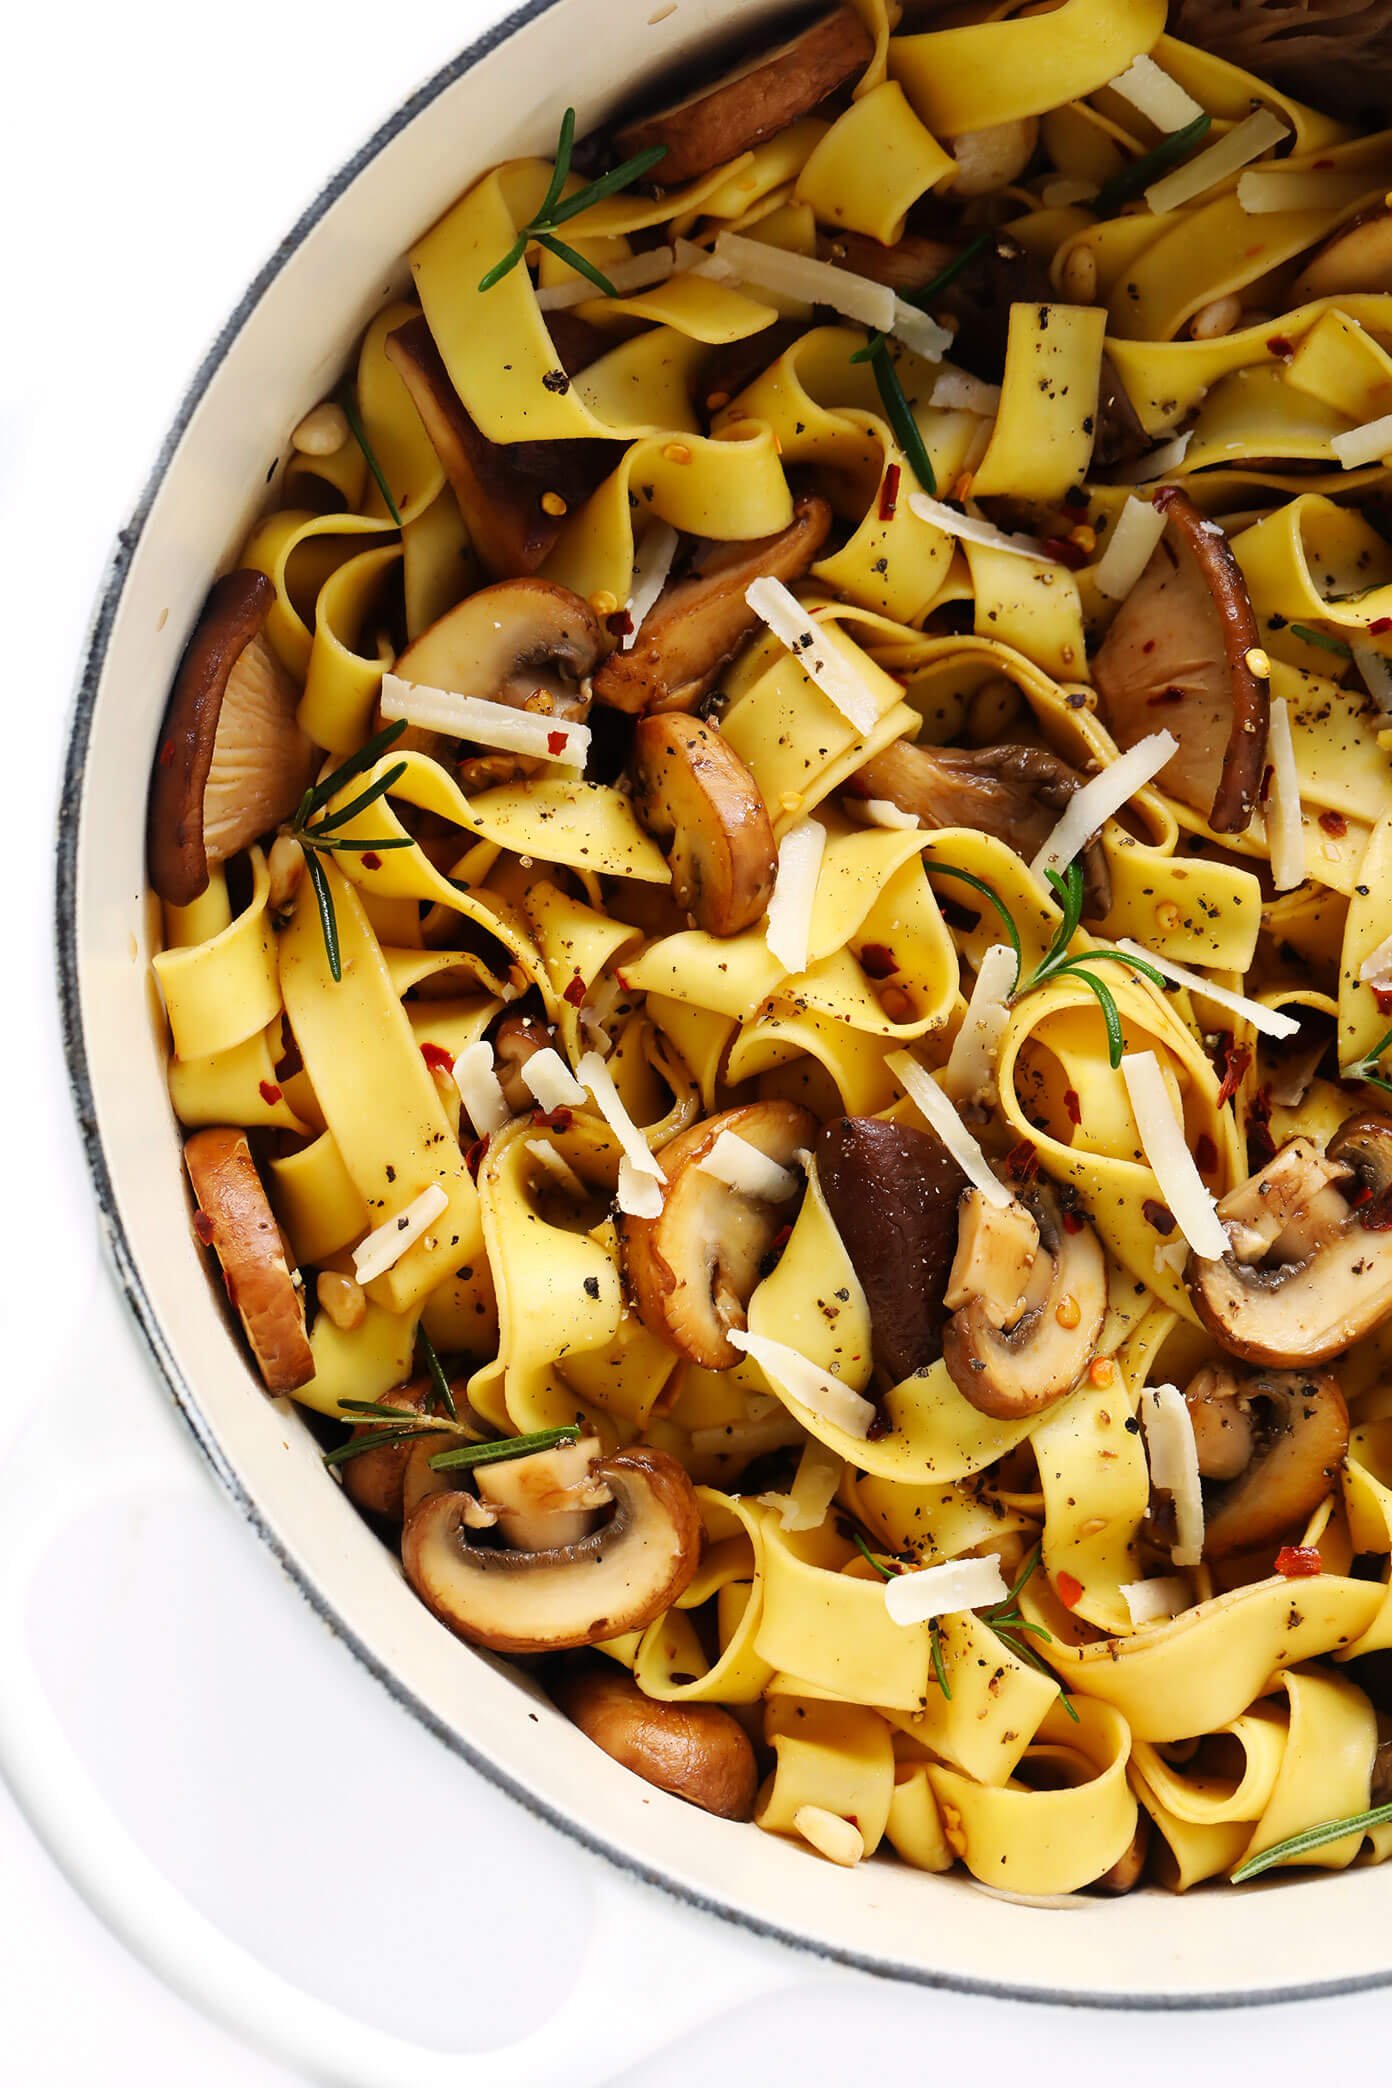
0 1261 798 2084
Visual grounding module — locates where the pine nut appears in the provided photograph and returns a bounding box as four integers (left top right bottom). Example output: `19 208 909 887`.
292 401 350 456
317 1270 367 1331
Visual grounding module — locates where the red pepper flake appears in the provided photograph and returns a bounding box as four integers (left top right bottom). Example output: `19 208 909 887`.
860 942 898 979
1371 617 1392 636
1056 1571 1083 1610
1143 1198 1176 1235
158 738 176 768
1319 809 1348 838
258 1080 283 1106
1350 1182 1374 1208
420 1042 455 1073
1063 1088 1082 1126
879 462 901 521
1061 1209 1085 1234
532 1106 573 1132
1194 1132 1218 1176
192 1209 215 1245
1376 988 1392 1016
1039 535 1088 570
606 609 634 638
546 730 569 756
1266 334 1295 360
1216 1040 1251 1108
1274 1545 1322 1579
465 1136 490 1180
361 851 382 870
614 969 631 992
563 973 587 1007
1005 1139 1039 1184
1359 1190 1392 1232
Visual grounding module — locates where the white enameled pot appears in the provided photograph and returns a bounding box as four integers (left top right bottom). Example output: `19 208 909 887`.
36 0 1392 2059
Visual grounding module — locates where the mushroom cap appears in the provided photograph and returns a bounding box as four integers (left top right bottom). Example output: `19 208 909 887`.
941 1184 1106 1419
1196 1368 1348 1561
1294 208 1392 302
1092 487 1268 835
1093 1813 1151 1896
401 1445 702 1653
631 712 776 936
620 1099 816 1369
592 497 832 716
612 6 873 184
340 1378 450 1521
184 1128 314 1394
1189 1114 1392 1367
551 1659 758 1819
816 1115 966 1381
149 570 315 906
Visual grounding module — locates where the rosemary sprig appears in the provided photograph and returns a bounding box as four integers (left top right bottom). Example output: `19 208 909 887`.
928 862 1024 986
1094 110 1213 215
338 384 403 527
478 108 667 295
903 229 992 314
1345 1021 1392 1097
982 1541 1080 1723
850 1527 897 1580
1290 623 1353 660
848 1529 955 1700
1231 1801 1392 1883
417 1326 458 1421
429 1424 582 1474
300 720 407 824
290 721 412 981
850 332 937 496
303 852 342 983
323 1424 451 1469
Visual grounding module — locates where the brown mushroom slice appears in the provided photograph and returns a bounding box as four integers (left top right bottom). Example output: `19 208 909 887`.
386 318 618 581
933 233 1053 384
592 497 833 716
402 1445 702 1653
1182 1363 1257 1484
149 570 316 906
699 319 805 420
474 1434 613 1550
816 1116 966 1381
341 1378 453 1520
620 1100 816 1368
631 713 776 936
552 1659 758 1819
1189 1114 1392 1367
492 1011 554 1112
941 1183 1106 1419
1169 0 1392 126
612 6 874 184
818 230 958 294
184 1128 314 1394
1294 208 1392 302
1092 487 1268 835
1183 1366 1349 1560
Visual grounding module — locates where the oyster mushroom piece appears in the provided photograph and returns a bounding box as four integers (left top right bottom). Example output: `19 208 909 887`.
184 1128 314 1394
148 570 316 906
1294 208 1392 301
593 497 833 716
552 1660 758 1820
612 6 874 183
941 1183 1107 1419
385 318 617 580
1189 1114 1392 1367
815 1116 966 1381
1092 486 1268 835
630 713 776 936
620 1100 817 1368
1183 1363 1348 1560
932 233 1053 383
401 1445 702 1653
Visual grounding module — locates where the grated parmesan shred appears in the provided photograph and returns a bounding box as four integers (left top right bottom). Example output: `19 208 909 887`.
745 576 880 732
883 1553 1009 1627
1092 495 1168 602
1111 429 1192 485
1145 107 1290 216
729 1328 876 1439
930 366 1002 417
577 1051 666 1213
454 1040 512 1137
1331 411 1392 471
1113 940 1301 1038
697 1129 800 1203
1107 54 1205 133
887 1050 1013 1207
1030 733 1178 886
380 676 590 767
536 245 674 310
943 942 1017 1103
761 1437 843 1532
1121 1574 1190 1627
713 230 895 331
623 523 680 649
520 1046 588 1111
1265 696 1307 892
1119 1051 1227 1261
907 492 1048 559
1139 1384 1205 1568
352 1185 449 1286
1359 931 1392 993
765 817 827 976
857 796 920 830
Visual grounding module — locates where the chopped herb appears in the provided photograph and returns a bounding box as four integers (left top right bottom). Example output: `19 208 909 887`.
1290 623 1353 659
478 109 667 295
428 1423 582 1473
418 1326 458 1420
928 863 1023 987
338 384 403 526
1094 111 1214 215
982 1540 1080 1722
1346 1021 1392 1096
1230 1801 1392 1883
303 851 342 983
851 332 937 496
929 1620 952 1700
291 722 413 977
323 1425 447 1468
851 1527 897 1579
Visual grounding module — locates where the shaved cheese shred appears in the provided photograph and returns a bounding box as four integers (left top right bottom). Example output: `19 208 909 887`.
713 230 895 331
944 942 1017 1102
453 1040 512 1137
1355 642 1392 716
524 1138 587 1199
930 366 1002 417
761 1438 843 1532
697 1130 800 1203
1092 495 1168 601
765 817 827 975
857 796 920 830
352 1184 449 1286
1111 430 1192 484
536 245 674 310
907 493 1047 559
745 576 879 732
1266 696 1306 892
1119 1051 1227 1261
1331 411 1392 470
672 236 737 283
623 522 680 647
1140 1384 1205 1568
887 1050 1012 1208
380 676 590 767
1121 1574 1190 1627
617 1159 664 1219
1113 940 1301 1038
883 1553 1009 1627
891 298 951 363
1030 733 1178 886
577 1051 666 1201
1359 932 1392 993
520 1046 588 1111
729 1329 876 1439
1145 107 1290 216
1108 54 1205 132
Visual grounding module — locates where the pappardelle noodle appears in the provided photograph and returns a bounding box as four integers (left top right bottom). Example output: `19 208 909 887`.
148 0 1392 1898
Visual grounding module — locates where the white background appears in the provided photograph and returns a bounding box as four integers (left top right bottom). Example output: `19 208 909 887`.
6 1 1392 2080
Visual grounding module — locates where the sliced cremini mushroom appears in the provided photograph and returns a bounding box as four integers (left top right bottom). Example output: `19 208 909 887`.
816 1115 966 1382
819 230 958 294
593 497 832 716
1169 0 1392 125
552 1659 758 1820
1093 486 1268 835
492 1011 554 1112
942 117 1039 197
386 318 617 581
630 713 776 936
1189 1114 1392 1366
612 6 874 184
401 1444 702 1652
1183 1362 1348 1560
621 1100 816 1368
941 1183 1106 1419
846 739 1112 915
1294 207 1392 302
474 1434 613 1550
184 1128 314 1394
341 1378 452 1520
149 570 316 906
932 233 1053 383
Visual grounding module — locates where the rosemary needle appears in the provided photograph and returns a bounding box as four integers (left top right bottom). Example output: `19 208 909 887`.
1231 1801 1392 1883
478 109 667 295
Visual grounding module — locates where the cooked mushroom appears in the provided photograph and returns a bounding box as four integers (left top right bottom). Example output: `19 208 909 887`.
386 318 618 580
1190 1114 1392 1366
621 1100 816 1368
612 6 874 183
941 1183 1107 1419
402 1444 702 1652
630 713 776 936
474 1434 613 1549
846 739 1112 915
1093 1813 1151 1896
184 1128 314 1394
931 232 1053 383
699 319 805 421
1170 0 1392 125
942 117 1039 197
492 1011 554 1111
818 230 958 294
816 1115 966 1381
1092 486 1268 835
341 1378 451 1520
593 498 832 716
1183 1362 1348 1559
1293 207 1392 302
551 1659 758 1819
149 570 316 906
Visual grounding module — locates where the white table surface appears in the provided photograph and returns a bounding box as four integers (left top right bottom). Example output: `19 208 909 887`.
7 2 1392 2079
